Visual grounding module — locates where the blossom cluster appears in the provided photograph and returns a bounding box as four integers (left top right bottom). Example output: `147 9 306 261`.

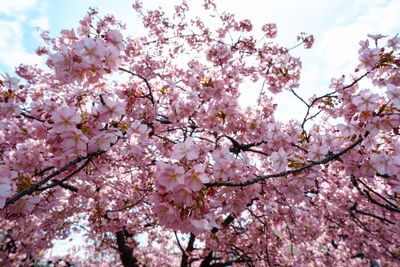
1 1 400 266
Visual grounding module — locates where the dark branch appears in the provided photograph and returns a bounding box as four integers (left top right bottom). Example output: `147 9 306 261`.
206 135 364 187
119 67 155 105
180 233 196 267
351 175 400 213
116 230 139 267
20 112 46 122
4 147 111 208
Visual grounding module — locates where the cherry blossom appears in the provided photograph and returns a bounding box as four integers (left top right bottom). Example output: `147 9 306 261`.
156 162 185 191
387 83 400 107
184 164 209 191
0 1 400 266
270 147 287 172
353 89 380 112
388 34 400 50
261 23 277 38
358 48 380 69
97 96 126 122
171 137 199 161
308 143 329 161
0 166 17 209
51 107 81 133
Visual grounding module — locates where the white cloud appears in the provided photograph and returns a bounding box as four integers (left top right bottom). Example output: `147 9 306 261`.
30 16 49 31
314 0 400 92
0 0 47 72
0 0 37 15
0 20 40 68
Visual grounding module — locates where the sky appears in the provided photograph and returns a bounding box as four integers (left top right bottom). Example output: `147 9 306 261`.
1 0 400 257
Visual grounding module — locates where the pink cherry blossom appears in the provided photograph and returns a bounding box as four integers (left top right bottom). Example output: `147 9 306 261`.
191 219 212 233
172 185 193 206
261 23 277 38
358 48 380 69
88 131 118 152
353 89 380 112
270 148 287 172
213 160 231 181
308 144 328 161
370 151 392 175
1 2 400 266
0 101 21 118
0 165 17 209
1 73 20 90
61 130 89 156
212 147 234 162
185 164 209 191
106 30 125 50
329 76 345 90
52 107 81 133
386 84 400 108
171 137 199 161
367 33 388 42
157 162 185 191
97 97 126 122
388 34 400 50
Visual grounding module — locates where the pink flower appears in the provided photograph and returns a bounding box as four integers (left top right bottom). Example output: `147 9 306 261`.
80 38 106 64
157 162 185 191
389 155 400 177
0 101 21 118
367 33 387 42
97 97 126 122
1 73 20 90
88 131 118 152
185 164 209 191
329 76 345 90
213 160 231 181
261 23 277 38
387 84 400 108
358 48 380 69
270 148 287 172
212 147 234 162
106 30 125 51
358 39 369 54
337 123 360 138
52 107 81 133
308 144 328 161
353 89 380 112
370 151 392 175
152 202 179 226
387 34 400 50
0 165 17 209
191 219 212 233
171 137 199 161
390 179 400 192
61 130 89 156
173 185 193 206
8 195 41 215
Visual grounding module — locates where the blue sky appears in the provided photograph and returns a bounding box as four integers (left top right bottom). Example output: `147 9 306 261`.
1 0 400 256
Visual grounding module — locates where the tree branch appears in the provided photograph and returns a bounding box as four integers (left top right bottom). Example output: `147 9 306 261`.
116 230 139 267
4 149 107 208
206 135 364 187
119 67 155 105
351 175 400 213
181 233 196 267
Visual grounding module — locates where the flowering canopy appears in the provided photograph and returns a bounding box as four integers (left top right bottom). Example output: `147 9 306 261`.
1 1 400 266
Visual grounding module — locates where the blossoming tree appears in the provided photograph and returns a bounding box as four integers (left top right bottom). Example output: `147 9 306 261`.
1 0 400 266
